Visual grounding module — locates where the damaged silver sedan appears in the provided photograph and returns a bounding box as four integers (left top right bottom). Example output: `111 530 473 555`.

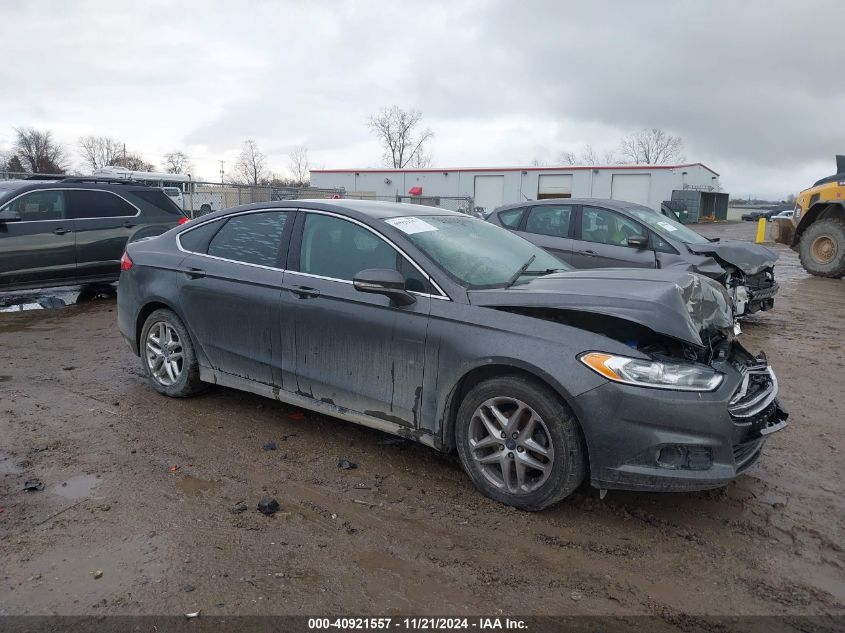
488 199 779 316
117 200 788 510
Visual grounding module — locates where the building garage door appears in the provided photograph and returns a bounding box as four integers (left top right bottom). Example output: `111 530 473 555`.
537 174 573 199
611 174 651 206
474 175 505 212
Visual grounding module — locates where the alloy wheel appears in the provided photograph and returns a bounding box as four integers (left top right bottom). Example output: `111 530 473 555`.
145 321 184 387
468 397 555 494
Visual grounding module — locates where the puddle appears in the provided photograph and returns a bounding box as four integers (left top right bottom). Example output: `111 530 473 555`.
0 284 116 313
0 451 24 475
175 475 222 496
49 474 101 499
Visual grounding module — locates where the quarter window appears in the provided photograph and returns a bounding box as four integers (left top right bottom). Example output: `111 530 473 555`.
525 205 573 238
0 190 66 221
207 212 288 267
299 214 424 289
179 219 224 253
497 208 525 229
67 190 137 219
580 206 647 247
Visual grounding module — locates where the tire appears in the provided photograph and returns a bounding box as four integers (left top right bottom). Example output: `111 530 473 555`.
455 375 586 511
139 308 204 397
798 218 845 278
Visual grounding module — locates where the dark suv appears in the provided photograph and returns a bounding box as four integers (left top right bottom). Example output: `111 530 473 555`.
0 177 188 291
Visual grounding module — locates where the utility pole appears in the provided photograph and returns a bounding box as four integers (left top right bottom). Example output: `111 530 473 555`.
219 160 224 184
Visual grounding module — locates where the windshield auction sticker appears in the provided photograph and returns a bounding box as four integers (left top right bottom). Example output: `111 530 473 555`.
385 217 439 234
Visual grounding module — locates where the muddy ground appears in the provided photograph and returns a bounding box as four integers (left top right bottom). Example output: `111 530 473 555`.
1 221 843 625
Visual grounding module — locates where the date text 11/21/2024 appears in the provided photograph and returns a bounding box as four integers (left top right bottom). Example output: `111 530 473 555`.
307 618 528 630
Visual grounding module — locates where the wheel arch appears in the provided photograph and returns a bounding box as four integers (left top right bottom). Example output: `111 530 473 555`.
135 299 209 369
794 201 845 245
438 360 589 459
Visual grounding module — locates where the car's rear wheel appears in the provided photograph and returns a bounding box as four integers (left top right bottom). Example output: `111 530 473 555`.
140 309 204 397
455 375 586 511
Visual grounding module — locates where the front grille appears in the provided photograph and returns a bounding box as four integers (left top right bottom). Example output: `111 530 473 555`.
745 270 774 291
729 366 778 420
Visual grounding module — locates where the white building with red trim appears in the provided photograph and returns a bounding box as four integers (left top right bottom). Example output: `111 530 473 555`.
310 163 723 217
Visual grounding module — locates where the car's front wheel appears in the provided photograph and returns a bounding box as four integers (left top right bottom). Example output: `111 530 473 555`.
140 308 204 397
455 375 586 511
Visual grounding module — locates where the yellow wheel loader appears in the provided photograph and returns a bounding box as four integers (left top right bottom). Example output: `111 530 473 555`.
792 155 845 277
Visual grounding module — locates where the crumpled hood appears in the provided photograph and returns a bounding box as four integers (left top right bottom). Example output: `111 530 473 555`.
468 269 734 347
685 240 778 275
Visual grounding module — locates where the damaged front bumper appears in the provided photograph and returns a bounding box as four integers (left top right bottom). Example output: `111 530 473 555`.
729 271 779 316
572 348 788 492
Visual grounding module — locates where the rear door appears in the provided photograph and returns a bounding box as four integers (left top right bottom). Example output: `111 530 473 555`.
287 211 432 427
514 203 575 264
0 190 76 289
177 210 292 387
67 189 140 280
570 205 657 269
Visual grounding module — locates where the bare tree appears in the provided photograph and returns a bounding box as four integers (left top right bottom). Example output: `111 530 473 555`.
163 151 192 174
287 145 310 186
78 136 124 170
618 128 684 164
231 139 268 185
368 105 433 168
560 144 618 166
14 128 68 173
113 152 155 172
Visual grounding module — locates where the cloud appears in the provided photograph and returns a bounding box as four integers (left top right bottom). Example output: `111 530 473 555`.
1 0 842 197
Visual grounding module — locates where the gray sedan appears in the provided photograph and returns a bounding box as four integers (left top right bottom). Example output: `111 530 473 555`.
488 199 779 316
117 200 786 510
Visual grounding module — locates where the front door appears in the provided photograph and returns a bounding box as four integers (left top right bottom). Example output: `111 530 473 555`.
178 210 291 386
288 211 431 427
0 190 76 289
570 205 657 269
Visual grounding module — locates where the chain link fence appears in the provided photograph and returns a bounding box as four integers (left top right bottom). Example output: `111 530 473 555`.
341 192 478 216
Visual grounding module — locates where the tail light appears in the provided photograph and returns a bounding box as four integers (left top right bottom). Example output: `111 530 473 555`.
120 252 134 272
178 217 190 225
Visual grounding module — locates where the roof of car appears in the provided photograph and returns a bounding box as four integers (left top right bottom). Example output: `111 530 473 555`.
494 198 656 214
206 198 466 221
0 178 174 202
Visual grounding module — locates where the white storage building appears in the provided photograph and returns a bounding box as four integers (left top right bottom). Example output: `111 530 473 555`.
310 163 722 215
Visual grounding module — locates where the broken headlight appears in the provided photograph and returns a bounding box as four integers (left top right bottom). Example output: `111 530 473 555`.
579 352 723 392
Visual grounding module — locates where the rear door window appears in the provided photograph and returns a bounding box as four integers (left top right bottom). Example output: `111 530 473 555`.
525 205 573 238
206 211 288 267
67 190 138 219
0 190 66 221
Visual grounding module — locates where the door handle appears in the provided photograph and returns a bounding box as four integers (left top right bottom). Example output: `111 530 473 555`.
288 285 320 299
181 267 206 279
578 249 596 257
123 221 136 228
54 227 70 235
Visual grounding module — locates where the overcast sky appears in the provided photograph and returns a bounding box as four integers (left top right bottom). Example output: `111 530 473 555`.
1 0 843 198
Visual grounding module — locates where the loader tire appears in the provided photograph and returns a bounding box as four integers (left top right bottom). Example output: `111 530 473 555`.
799 218 845 278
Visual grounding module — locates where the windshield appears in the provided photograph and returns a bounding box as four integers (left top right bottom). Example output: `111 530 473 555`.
626 208 710 244
385 215 569 288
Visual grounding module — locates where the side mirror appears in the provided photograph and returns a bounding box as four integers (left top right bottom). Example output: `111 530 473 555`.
627 234 648 249
353 268 416 307
0 212 22 223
